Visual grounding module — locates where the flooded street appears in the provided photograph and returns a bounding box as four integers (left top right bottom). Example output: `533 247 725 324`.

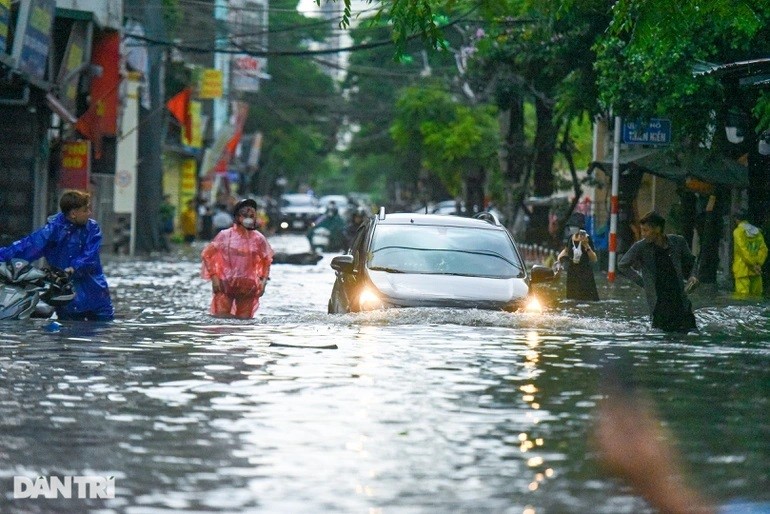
1 234 768 513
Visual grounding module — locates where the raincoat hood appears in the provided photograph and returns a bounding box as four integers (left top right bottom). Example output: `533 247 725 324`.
743 222 760 237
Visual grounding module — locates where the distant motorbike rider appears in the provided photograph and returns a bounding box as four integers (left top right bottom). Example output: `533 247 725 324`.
307 204 346 252
0 190 114 321
201 198 274 318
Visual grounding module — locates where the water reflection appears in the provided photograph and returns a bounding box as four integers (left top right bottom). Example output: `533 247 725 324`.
0 235 767 513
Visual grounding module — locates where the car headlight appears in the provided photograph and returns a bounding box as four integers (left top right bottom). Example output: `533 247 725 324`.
523 295 543 314
358 287 384 311
280 221 289 229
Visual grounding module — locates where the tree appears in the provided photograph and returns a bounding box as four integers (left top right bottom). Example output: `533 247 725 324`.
466 0 610 244
390 84 500 209
242 0 344 195
594 0 770 283
343 15 466 205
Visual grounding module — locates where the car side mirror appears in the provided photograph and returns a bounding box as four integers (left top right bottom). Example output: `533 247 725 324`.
530 264 555 284
330 254 354 273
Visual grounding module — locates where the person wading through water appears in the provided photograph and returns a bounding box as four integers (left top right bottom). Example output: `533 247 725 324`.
618 211 698 333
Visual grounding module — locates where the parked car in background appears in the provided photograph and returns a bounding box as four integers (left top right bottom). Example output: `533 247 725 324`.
279 193 321 232
327 211 554 313
413 199 506 224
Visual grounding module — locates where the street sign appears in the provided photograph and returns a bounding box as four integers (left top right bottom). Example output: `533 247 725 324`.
622 118 671 145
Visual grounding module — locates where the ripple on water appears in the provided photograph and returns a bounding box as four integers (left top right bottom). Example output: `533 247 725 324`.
0 239 766 513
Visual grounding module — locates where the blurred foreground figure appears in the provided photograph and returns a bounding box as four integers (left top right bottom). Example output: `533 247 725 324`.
201 199 273 318
594 359 770 514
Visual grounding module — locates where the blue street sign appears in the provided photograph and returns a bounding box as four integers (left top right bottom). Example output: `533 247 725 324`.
622 118 672 145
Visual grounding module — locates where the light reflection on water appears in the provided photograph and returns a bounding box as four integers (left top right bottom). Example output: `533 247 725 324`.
0 234 767 513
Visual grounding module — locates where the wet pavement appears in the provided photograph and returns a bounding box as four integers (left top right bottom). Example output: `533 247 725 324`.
0 233 768 513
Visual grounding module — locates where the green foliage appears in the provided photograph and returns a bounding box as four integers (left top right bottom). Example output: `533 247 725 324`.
391 85 500 196
594 0 770 140
343 13 463 198
753 91 770 134
242 0 343 193
346 154 396 203
161 0 182 33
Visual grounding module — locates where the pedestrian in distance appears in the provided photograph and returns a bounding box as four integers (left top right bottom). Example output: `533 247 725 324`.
211 206 233 236
618 211 698 333
0 190 114 321
159 194 175 251
342 207 368 251
180 199 198 244
201 198 273 319
556 212 599 301
732 210 767 297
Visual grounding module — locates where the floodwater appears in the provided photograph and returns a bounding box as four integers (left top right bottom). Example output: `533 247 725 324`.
0 234 768 514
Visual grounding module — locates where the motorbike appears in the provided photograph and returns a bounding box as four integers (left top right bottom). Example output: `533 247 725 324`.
0 259 75 320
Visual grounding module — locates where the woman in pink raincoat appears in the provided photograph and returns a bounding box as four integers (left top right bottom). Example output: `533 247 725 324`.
201 198 274 318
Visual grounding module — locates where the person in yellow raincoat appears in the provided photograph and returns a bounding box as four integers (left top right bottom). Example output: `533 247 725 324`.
201 198 274 318
732 211 767 297
180 199 198 243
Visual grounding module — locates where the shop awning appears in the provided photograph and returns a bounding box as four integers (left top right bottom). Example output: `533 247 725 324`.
592 149 748 188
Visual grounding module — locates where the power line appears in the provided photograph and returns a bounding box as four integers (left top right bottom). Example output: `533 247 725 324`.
125 9 476 58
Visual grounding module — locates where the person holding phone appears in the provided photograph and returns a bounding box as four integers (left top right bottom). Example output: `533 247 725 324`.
556 212 599 301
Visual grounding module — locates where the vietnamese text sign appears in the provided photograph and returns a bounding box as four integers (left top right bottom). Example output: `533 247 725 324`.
198 69 223 99
12 0 56 80
622 118 672 145
58 140 90 190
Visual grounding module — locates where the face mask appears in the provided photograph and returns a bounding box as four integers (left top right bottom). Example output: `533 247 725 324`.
241 217 256 229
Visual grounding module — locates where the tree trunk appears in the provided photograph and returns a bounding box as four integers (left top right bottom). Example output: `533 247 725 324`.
526 97 559 246
464 166 486 215
499 93 527 228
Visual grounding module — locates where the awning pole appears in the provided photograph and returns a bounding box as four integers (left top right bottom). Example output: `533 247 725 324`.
608 116 621 282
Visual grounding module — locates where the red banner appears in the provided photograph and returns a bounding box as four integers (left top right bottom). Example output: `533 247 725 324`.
75 30 119 158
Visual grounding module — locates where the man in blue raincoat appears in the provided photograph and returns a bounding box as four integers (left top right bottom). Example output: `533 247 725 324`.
0 190 114 320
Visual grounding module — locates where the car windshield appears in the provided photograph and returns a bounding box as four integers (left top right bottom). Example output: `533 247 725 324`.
368 224 525 278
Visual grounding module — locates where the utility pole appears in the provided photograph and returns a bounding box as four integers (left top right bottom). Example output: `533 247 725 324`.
135 0 167 252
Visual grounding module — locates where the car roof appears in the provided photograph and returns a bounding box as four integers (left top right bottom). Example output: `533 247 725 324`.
319 194 349 203
375 212 505 230
282 193 317 201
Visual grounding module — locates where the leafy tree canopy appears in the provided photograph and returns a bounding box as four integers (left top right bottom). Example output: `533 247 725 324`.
594 0 770 143
244 0 344 192
391 84 499 196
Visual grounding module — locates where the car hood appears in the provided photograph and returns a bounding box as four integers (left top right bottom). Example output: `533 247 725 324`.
368 270 529 308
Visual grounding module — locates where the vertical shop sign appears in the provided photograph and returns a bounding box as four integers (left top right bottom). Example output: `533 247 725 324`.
198 69 223 99
182 100 203 148
180 159 198 208
56 21 89 113
12 0 56 80
58 140 91 190
0 0 11 54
